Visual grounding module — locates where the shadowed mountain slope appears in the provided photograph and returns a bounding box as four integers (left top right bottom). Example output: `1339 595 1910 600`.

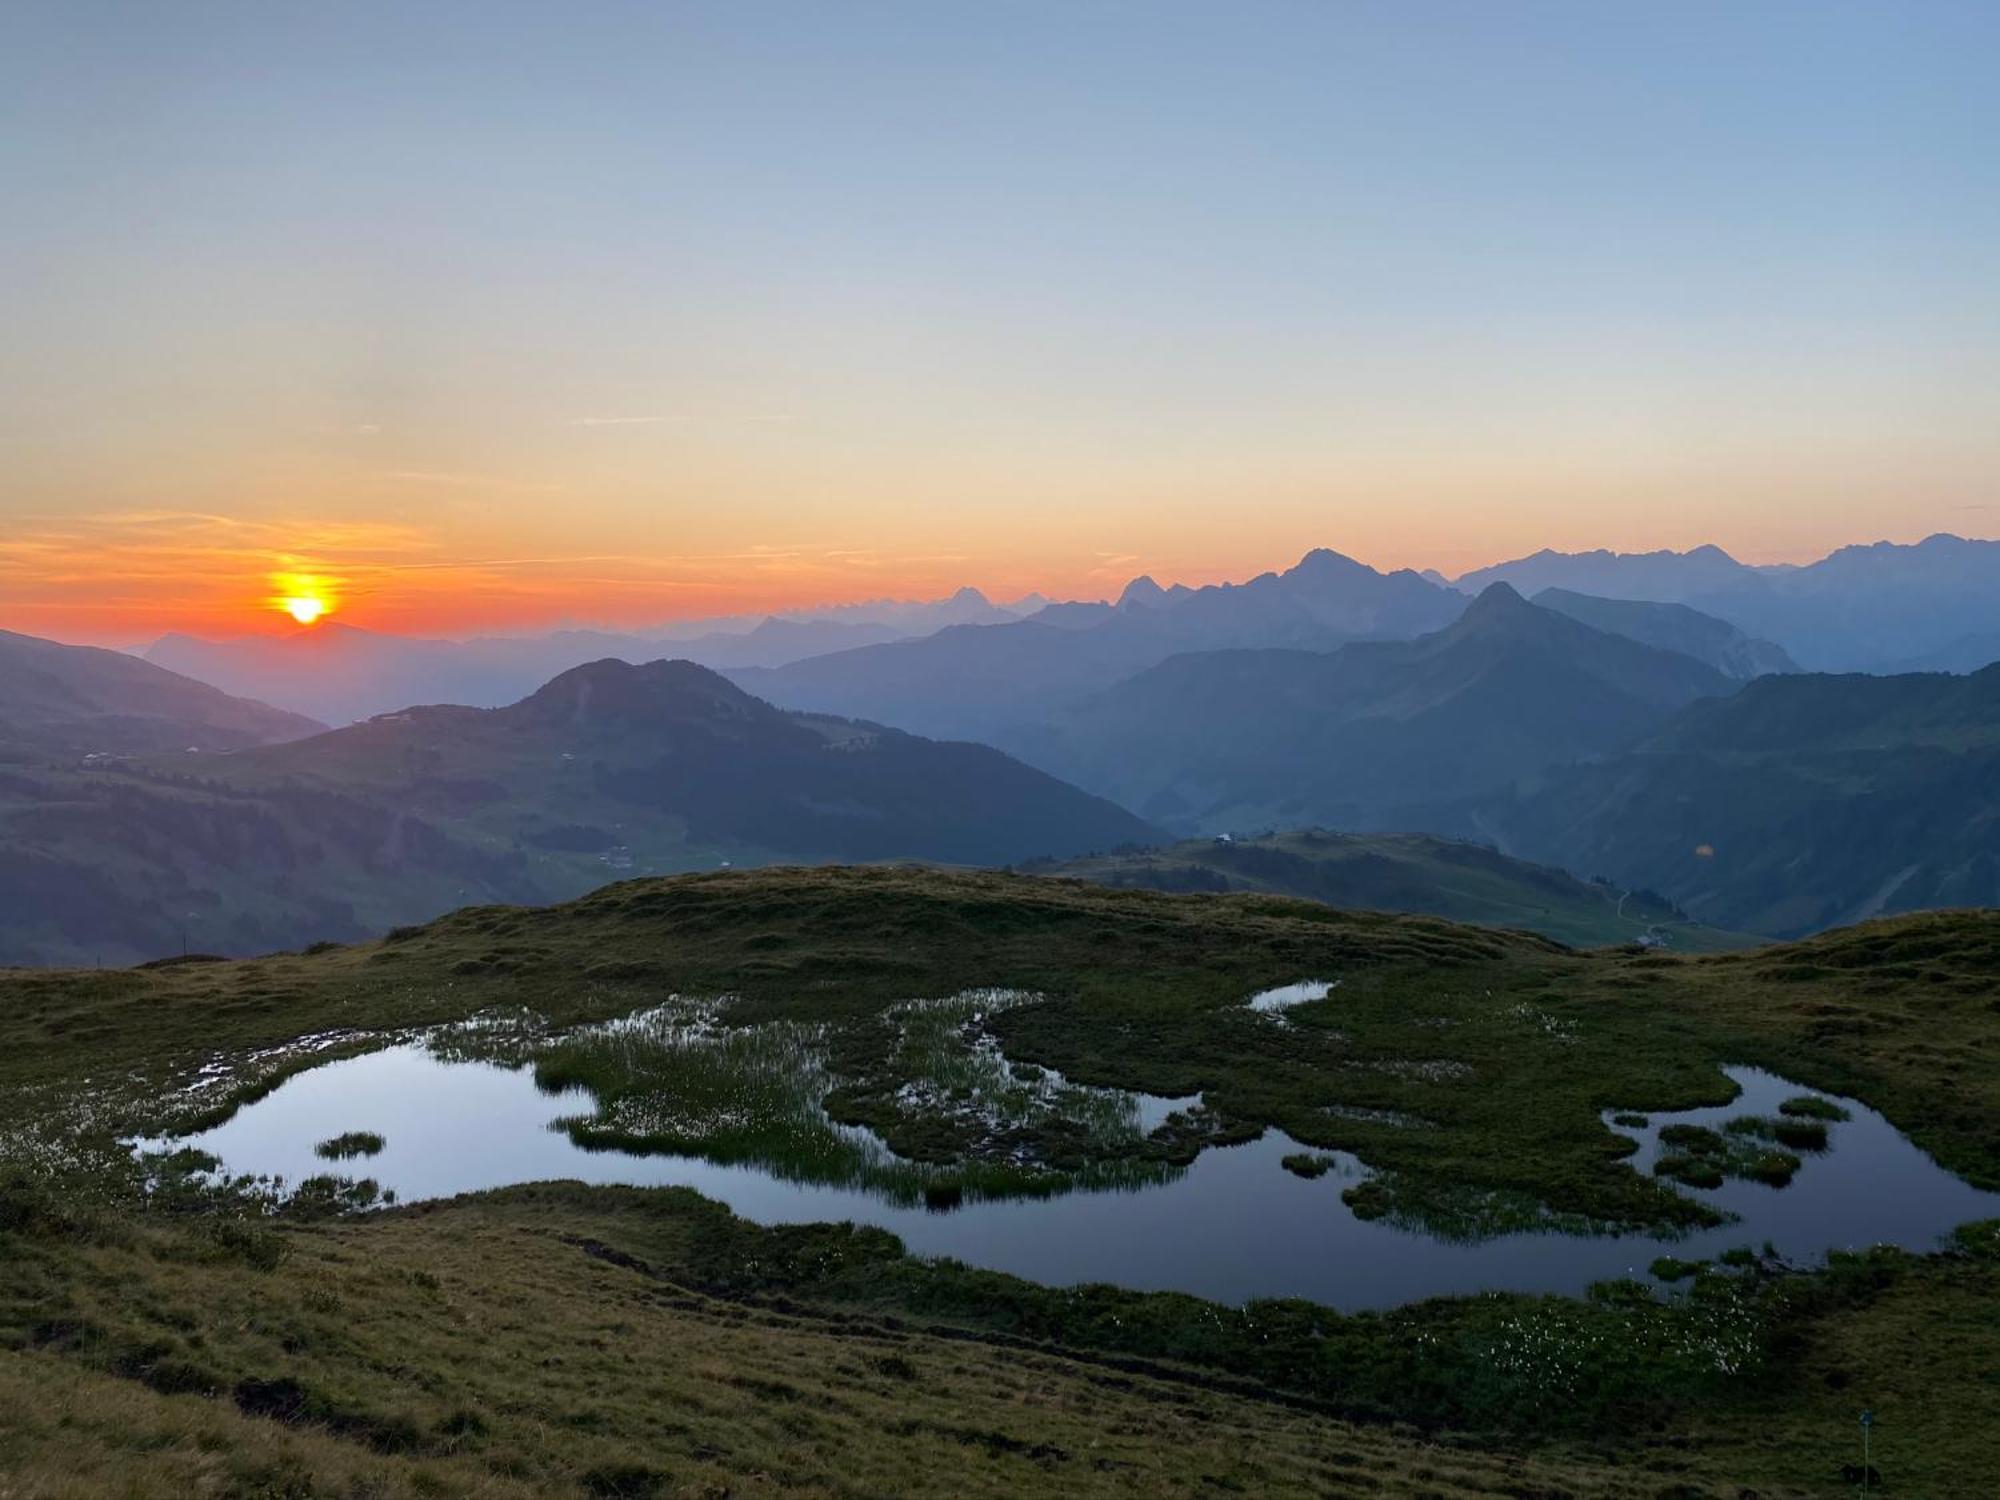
1015 585 1734 831
1532 589 1798 679
1029 827 1753 951
1474 664 2000 935
0 628 323 759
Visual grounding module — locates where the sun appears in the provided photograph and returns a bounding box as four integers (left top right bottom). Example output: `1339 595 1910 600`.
268 571 339 627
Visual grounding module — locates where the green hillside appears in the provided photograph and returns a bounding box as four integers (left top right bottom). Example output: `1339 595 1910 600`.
0 658 1155 965
3 869 1997 1496
1016 584 1735 830
1480 665 2000 934
1032 827 1755 951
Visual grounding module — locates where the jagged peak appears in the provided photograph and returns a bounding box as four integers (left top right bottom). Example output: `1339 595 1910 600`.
1118 575 1168 608
1288 547 1372 579
1457 580 1534 620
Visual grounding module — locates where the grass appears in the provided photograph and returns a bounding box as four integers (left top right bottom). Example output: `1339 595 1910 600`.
4 1173 1998 1496
313 1130 385 1160
1726 1114 1831 1152
2 868 1999 1492
1780 1093 1852 1122
4 867 1996 1233
1656 1124 1803 1190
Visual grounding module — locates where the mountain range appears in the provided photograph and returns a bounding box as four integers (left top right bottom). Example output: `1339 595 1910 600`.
1011 583 1735 831
1470 665 2000 935
144 586 1035 726
731 549 1466 741
9 532 1999 959
0 640 1152 965
1455 533 2000 672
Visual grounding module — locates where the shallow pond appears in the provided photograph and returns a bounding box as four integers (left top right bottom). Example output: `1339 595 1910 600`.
156 1047 2000 1311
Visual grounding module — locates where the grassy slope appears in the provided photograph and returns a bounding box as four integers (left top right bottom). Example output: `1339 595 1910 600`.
3 869 1997 1495
1033 828 1756 952
0 1185 1729 1500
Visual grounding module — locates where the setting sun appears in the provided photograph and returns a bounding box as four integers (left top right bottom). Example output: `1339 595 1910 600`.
268 571 339 628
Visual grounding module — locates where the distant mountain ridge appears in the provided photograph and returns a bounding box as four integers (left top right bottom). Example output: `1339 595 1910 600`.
732 548 1467 742
144 587 1041 726
1457 534 2000 671
1013 584 1735 832
1031 828 1753 952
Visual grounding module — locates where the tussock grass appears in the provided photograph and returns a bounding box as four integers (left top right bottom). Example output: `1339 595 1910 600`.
313 1130 385 1160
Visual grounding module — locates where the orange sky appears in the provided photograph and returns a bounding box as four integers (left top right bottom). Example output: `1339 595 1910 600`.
6 481 1994 647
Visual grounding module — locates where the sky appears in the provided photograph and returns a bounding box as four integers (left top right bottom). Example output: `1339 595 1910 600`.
3 1 1996 644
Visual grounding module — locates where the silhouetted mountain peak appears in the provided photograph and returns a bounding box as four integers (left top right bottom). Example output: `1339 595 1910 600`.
948 586 992 606
1288 547 1372 583
506 657 770 731
1118 575 1168 608
1455 580 1534 624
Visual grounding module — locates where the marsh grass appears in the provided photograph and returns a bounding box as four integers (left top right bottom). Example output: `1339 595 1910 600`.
1656 1122 1804 1189
1725 1113 1830 1152
1779 1093 1851 1122
525 995 1178 1207
314 1131 385 1160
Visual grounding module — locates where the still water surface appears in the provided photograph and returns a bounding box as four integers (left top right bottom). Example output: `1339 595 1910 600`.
166 1048 2000 1311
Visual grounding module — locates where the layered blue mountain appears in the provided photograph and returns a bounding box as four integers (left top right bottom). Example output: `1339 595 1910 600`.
1457 534 2000 672
1010 584 1735 832
731 549 1465 742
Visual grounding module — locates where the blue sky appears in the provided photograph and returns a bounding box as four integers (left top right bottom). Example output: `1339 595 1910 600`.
3 2 1996 638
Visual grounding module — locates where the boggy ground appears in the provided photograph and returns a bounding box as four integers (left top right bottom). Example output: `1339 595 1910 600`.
2 868 1997 1494
6 867 1994 1231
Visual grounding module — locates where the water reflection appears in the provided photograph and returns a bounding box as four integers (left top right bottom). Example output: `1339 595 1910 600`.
158 1052 2000 1311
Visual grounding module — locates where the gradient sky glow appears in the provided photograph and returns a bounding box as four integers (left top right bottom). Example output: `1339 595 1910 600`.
4 1 1997 643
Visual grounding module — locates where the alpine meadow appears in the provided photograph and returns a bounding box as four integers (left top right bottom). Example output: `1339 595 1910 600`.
4 5 1998 1498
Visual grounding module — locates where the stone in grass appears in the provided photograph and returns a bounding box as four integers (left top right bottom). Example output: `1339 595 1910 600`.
1281 1152 1339 1180
314 1131 387 1160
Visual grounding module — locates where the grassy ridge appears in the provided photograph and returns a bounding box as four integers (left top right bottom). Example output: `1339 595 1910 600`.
1031 828 1757 952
